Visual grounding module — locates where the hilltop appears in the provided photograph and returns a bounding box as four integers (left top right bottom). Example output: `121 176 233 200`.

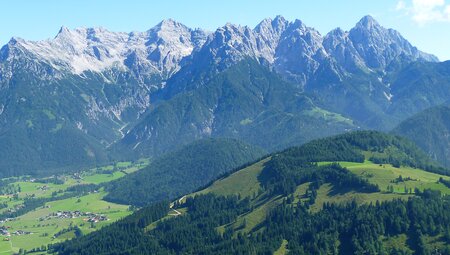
51 131 450 254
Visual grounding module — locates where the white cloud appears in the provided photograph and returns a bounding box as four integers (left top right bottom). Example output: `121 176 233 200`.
396 0 407 10
397 0 450 24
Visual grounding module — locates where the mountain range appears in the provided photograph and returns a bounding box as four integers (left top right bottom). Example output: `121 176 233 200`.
1 15 449 176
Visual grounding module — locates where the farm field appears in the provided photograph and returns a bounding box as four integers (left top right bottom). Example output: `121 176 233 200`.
0 160 149 254
3 191 130 254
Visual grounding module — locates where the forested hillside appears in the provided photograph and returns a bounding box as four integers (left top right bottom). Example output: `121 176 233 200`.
393 105 450 168
114 60 357 157
104 138 266 206
276 131 447 174
51 131 450 254
51 193 450 255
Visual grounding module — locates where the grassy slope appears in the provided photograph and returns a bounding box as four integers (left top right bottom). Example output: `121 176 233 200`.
194 158 270 198
190 157 277 235
319 161 450 194
311 161 450 211
310 184 410 212
273 239 289 255
183 157 450 238
381 234 413 254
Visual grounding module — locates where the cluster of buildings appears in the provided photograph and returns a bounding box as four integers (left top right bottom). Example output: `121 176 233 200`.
86 215 108 223
0 226 32 238
0 226 10 236
36 185 49 191
72 173 83 180
39 210 108 222
5 204 24 214
12 230 31 235
0 218 14 224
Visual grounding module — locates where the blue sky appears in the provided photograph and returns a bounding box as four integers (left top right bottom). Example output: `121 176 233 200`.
1 0 449 60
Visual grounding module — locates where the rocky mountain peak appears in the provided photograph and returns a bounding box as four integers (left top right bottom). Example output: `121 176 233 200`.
218 22 251 36
156 18 182 28
255 15 287 32
200 23 258 66
356 15 380 29
322 15 440 69
326 27 346 38
150 19 192 38
56 26 70 37
140 19 208 78
290 19 307 31
273 15 287 24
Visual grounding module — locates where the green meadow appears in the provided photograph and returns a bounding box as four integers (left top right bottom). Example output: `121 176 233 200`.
0 160 149 254
319 161 450 194
184 158 450 235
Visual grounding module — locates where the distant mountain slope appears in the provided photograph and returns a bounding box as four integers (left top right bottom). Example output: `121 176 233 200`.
52 131 450 255
387 61 450 120
0 20 209 177
0 123 108 177
392 105 450 168
113 60 357 157
104 138 266 206
0 72 126 176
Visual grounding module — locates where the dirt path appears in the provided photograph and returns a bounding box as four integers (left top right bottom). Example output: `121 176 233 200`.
169 209 181 216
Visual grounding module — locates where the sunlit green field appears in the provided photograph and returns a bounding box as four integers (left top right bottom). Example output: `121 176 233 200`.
319 161 450 194
274 239 289 255
4 191 130 254
195 157 270 198
188 158 450 236
309 161 450 211
0 160 149 254
82 171 126 184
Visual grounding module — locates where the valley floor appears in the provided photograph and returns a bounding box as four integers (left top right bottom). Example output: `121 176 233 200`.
0 160 148 254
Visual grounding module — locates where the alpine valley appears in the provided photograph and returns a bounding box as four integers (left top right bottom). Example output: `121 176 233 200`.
0 14 450 255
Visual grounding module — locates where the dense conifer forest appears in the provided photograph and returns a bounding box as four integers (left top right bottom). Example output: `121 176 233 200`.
51 191 450 255
50 131 450 254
